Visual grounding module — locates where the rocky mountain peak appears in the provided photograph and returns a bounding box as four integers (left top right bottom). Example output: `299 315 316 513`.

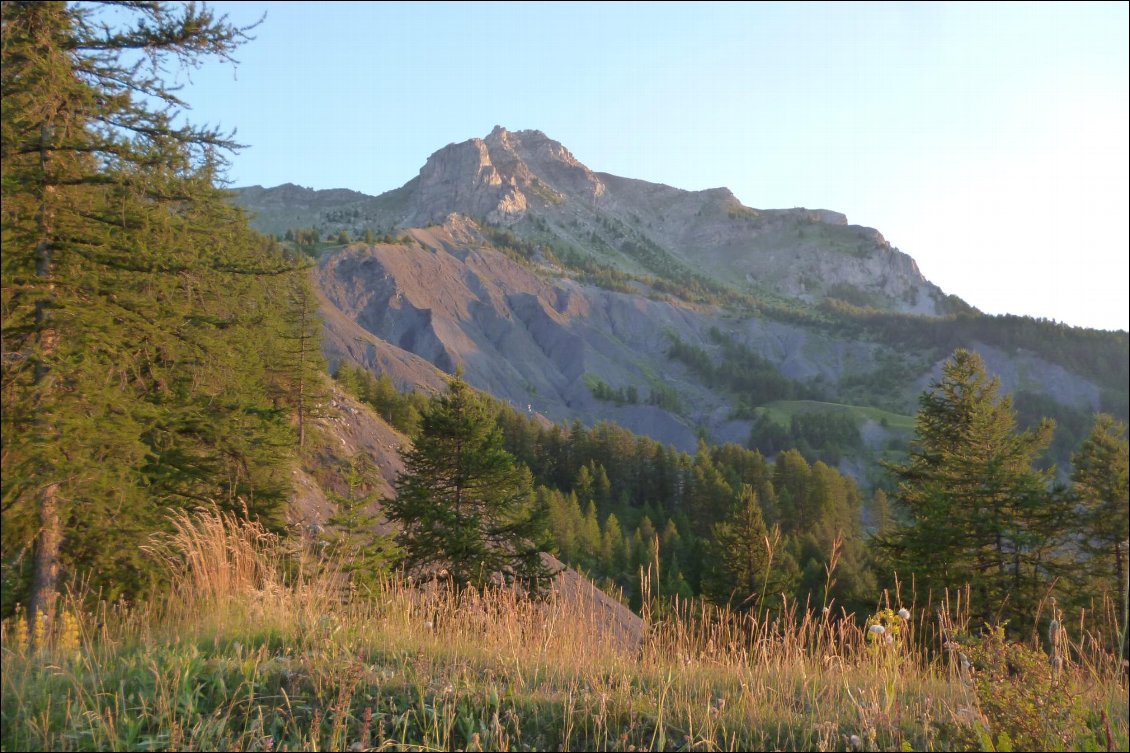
405 127 605 226
234 127 966 317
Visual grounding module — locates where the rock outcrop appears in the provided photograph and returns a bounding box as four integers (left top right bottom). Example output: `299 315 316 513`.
235 127 953 316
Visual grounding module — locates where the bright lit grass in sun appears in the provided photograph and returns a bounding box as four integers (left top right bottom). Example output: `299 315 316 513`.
2 510 1126 751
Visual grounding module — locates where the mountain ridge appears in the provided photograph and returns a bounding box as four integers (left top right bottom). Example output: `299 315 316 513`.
235 126 953 317
231 127 1127 476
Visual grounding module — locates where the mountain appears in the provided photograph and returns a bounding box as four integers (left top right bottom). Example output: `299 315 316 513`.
234 127 1128 475
236 126 960 316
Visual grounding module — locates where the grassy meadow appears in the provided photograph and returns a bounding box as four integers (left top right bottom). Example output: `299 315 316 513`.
2 510 1126 752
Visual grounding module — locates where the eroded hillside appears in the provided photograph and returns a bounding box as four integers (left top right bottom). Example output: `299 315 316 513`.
234 127 1125 475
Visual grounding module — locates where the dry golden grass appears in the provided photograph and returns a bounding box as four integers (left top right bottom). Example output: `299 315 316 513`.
2 509 1126 751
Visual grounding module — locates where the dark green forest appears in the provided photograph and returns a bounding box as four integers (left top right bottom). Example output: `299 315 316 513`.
335 359 1129 643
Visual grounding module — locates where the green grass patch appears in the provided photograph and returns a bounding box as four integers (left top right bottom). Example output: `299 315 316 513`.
757 400 916 432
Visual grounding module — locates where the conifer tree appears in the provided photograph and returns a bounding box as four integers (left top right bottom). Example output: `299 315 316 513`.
270 268 328 448
325 453 397 593
600 512 625 574
705 484 771 612
883 349 1067 626
1071 414 1129 608
688 441 733 535
386 374 554 591
773 449 811 532
1 2 296 626
871 488 893 534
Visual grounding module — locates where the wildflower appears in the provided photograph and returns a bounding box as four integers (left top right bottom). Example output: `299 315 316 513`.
12 610 29 652
898 607 911 620
57 609 81 654
33 612 49 648
869 624 886 636
849 734 863 750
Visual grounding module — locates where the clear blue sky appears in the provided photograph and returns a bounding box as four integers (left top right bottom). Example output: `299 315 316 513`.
179 1 1128 332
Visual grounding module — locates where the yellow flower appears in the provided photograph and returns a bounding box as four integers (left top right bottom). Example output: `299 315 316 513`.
11 611 29 652
57 609 81 653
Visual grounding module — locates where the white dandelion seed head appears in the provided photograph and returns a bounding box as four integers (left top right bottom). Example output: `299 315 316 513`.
849 734 862 750
869 623 886 636
898 608 911 620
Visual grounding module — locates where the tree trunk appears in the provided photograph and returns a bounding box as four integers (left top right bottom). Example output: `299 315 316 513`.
297 287 307 449
28 482 61 640
28 123 62 641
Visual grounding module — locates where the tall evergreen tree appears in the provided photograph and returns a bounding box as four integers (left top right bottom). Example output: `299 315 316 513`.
269 267 328 448
1071 414 1129 607
704 484 771 612
385 374 554 592
324 453 397 593
688 441 733 536
1 2 296 625
882 349 1067 627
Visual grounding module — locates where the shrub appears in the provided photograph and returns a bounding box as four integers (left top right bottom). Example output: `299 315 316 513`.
957 625 1098 752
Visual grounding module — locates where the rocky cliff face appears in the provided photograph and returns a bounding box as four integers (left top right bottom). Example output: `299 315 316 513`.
402 127 605 226
235 126 953 316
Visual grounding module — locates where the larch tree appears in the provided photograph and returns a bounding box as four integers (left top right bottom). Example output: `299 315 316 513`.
882 349 1069 628
1071 414 1129 612
385 373 554 592
1 2 299 629
704 484 772 613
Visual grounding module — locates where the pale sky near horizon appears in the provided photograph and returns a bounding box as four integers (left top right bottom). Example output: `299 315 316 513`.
176 1 1128 332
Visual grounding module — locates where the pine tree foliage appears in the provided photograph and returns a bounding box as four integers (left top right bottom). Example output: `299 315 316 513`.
705 484 771 612
1 2 303 620
385 374 554 592
1071 414 1129 606
324 453 398 593
882 349 1068 626
268 267 328 448
334 363 425 435
348 373 885 613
